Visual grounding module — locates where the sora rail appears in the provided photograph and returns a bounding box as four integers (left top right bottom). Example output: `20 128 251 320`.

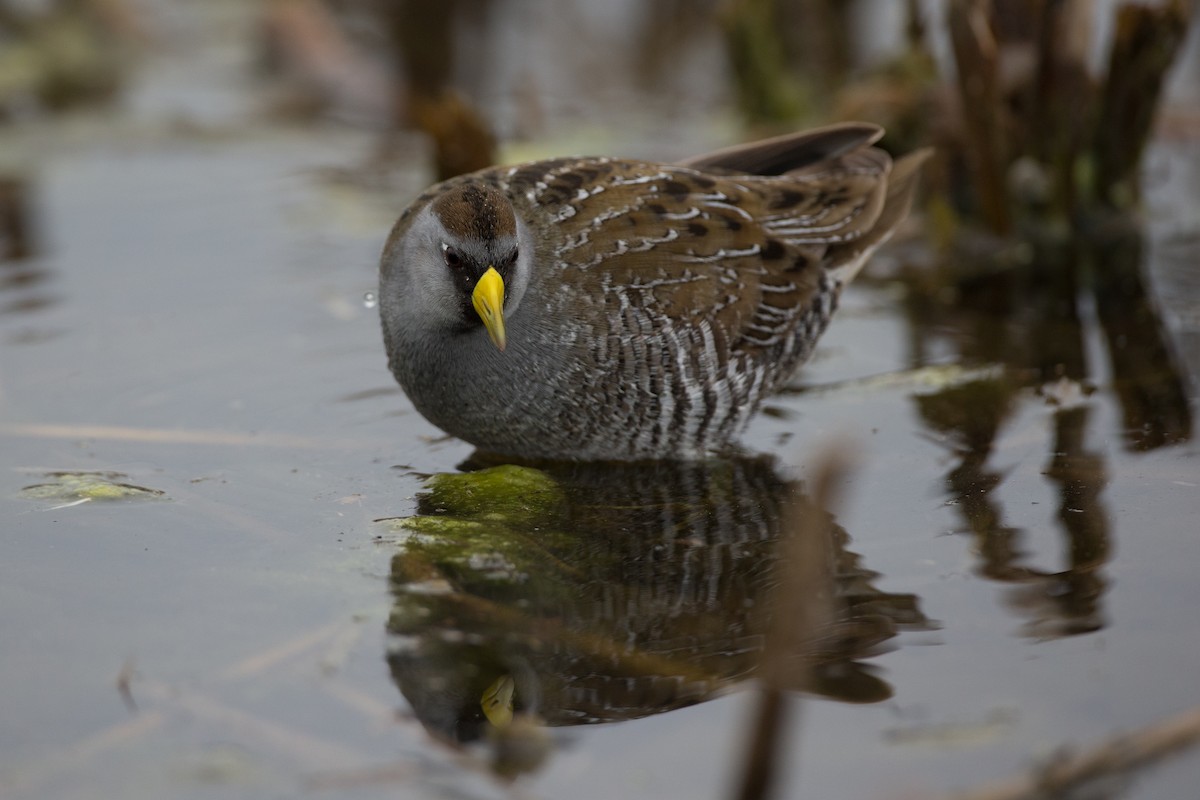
380 123 925 461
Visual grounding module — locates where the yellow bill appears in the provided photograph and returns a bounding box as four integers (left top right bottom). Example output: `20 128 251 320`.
481 674 515 728
472 266 507 351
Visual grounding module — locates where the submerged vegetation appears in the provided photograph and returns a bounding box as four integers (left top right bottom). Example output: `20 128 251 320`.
19 471 165 505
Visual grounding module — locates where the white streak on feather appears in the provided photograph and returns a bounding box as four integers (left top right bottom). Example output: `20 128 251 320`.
677 244 761 263
660 207 701 220
700 201 753 220
609 172 670 186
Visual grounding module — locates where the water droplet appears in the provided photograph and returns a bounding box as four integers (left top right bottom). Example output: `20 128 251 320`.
362 291 377 310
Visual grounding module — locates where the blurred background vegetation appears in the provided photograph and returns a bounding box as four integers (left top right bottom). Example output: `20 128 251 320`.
2 0 1194 228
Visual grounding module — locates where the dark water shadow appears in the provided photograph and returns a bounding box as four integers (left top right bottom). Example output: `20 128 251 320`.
905 218 1191 638
0 174 60 342
380 454 931 773
1 175 37 263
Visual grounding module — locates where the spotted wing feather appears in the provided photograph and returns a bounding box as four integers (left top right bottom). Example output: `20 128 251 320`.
502 140 893 371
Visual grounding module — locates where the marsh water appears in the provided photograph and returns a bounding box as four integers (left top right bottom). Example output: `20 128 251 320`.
2 3 1200 799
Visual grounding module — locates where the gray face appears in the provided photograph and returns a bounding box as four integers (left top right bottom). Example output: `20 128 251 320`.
380 184 534 339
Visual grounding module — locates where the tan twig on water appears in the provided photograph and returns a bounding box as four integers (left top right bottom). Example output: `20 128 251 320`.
318 617 367 675
319 678 402 725
138 680 367 768
217 621 348 681
734 443 853 800
165 484 299 544
427 589 729 690
0 422 373 450
305 763 416 791
0 620 372 796
0 711 168 795
938 704 1200 800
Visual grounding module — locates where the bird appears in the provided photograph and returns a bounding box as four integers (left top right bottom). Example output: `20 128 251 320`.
379 123 926 462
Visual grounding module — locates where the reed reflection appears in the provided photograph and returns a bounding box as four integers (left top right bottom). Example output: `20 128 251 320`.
905 221 1188 637
0 175 60 342
380 455 928 770
1091 225 1193 451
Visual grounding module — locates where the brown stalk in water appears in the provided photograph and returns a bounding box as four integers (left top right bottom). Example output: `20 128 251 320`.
733 445 851 800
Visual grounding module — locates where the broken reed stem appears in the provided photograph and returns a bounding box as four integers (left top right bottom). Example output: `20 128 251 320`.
733 445 852 800
942 704 1200 800
942 0 1193 228
946 0 1011 235
1030 0 1093 218
1092 0 1193 209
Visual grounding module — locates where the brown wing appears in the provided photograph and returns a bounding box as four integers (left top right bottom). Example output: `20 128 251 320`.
502 148 892 355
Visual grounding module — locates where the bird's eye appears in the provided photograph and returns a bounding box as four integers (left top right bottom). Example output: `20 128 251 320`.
442 245 463 269
506 248 519 267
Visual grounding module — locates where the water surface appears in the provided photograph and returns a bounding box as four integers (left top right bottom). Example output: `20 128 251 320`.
2 4 1199 799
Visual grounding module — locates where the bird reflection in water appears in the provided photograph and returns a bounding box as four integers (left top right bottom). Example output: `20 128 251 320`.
906 221 1191 638
380 454 930 776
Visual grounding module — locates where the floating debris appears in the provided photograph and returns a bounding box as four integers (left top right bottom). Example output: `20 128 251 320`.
20 471 165 508
883 707 1019 748
786 363 1008 398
